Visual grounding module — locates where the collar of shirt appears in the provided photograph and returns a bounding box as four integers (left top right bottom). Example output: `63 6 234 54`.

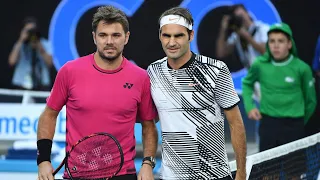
167 52 196 69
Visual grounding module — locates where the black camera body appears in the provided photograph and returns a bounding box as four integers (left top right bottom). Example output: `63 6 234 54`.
228 14 244 31
26 27 40 43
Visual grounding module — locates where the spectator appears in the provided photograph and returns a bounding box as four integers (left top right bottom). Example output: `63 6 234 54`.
216 4 270 69
8 16 53 91
242 23 317 152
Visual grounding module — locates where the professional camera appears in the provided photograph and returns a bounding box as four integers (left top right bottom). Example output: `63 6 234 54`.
26 27 40 43
228 14 243 31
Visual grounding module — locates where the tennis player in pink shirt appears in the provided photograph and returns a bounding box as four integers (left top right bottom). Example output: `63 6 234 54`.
37 6 158 180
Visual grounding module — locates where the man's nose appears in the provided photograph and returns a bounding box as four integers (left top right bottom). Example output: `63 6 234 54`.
106 36 113 45
168 37 176 46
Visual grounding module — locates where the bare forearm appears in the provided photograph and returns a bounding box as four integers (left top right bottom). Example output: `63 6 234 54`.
246 36 266 54
8 41 23 66
230 119 247 172
38 45 53 67
216 29 230 58
142 121 158 157
225 106 247 175
41 53 53 67
37 107 58 140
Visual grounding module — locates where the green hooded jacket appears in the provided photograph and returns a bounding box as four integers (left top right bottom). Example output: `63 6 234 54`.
241 23 316 123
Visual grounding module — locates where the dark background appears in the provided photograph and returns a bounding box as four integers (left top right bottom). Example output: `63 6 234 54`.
0 0 319 135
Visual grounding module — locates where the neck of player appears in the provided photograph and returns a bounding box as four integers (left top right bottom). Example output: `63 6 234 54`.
94 52 123 70
167 50 192 70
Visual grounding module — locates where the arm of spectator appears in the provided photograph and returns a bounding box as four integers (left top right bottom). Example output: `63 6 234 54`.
216 15 235 58
8 40 24 67
241 61 259 114
8 26 31 66
236 27 266 54
38 40 53 67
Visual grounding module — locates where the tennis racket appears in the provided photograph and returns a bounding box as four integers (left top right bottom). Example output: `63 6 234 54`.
53 132 124 180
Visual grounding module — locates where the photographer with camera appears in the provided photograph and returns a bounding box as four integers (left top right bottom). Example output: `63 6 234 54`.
8 16 53 91
216 4 270 69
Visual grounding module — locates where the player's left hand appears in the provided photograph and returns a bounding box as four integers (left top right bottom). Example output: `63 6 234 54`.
138 163 154 180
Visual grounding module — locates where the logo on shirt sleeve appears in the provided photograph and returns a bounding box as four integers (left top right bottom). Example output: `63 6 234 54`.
309 79 315 87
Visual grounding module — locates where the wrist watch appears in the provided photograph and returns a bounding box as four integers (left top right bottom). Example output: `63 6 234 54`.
142 156 156 168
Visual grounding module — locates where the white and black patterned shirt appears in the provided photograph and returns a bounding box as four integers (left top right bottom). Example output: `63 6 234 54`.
147 53 240 180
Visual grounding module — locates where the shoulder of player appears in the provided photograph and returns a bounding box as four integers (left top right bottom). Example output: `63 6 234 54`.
148 57 167 67
194 54 226 69
58 54 91 73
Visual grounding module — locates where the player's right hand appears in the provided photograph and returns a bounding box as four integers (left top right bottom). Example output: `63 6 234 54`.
38 161 54 180
221 15 230 30
248 108 262 121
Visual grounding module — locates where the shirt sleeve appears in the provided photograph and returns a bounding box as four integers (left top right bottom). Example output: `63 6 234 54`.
241 60 259 114
215 63 240 109
41 38 53 55
46 63 70 111
227 33 237 45
137 73 158 121
255 23 270 43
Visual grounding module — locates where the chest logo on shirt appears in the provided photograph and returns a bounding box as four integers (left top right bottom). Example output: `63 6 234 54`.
285 77 295 83
188 83 199 87
123 82 134 89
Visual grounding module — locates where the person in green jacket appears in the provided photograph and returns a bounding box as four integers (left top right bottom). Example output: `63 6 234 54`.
242 22 317 152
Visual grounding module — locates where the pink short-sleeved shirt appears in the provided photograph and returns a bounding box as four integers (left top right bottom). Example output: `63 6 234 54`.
47 54 157 176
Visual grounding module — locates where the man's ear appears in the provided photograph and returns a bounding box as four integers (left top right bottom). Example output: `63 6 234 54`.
288 40 292 50
189 30 194 41
124 31 130 45
92 31 96 44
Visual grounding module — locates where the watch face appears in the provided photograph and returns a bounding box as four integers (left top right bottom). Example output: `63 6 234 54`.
144 156 156 165
150 156 155 163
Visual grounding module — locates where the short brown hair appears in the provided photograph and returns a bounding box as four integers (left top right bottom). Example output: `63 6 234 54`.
92 6 129 33
159 7 193 37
